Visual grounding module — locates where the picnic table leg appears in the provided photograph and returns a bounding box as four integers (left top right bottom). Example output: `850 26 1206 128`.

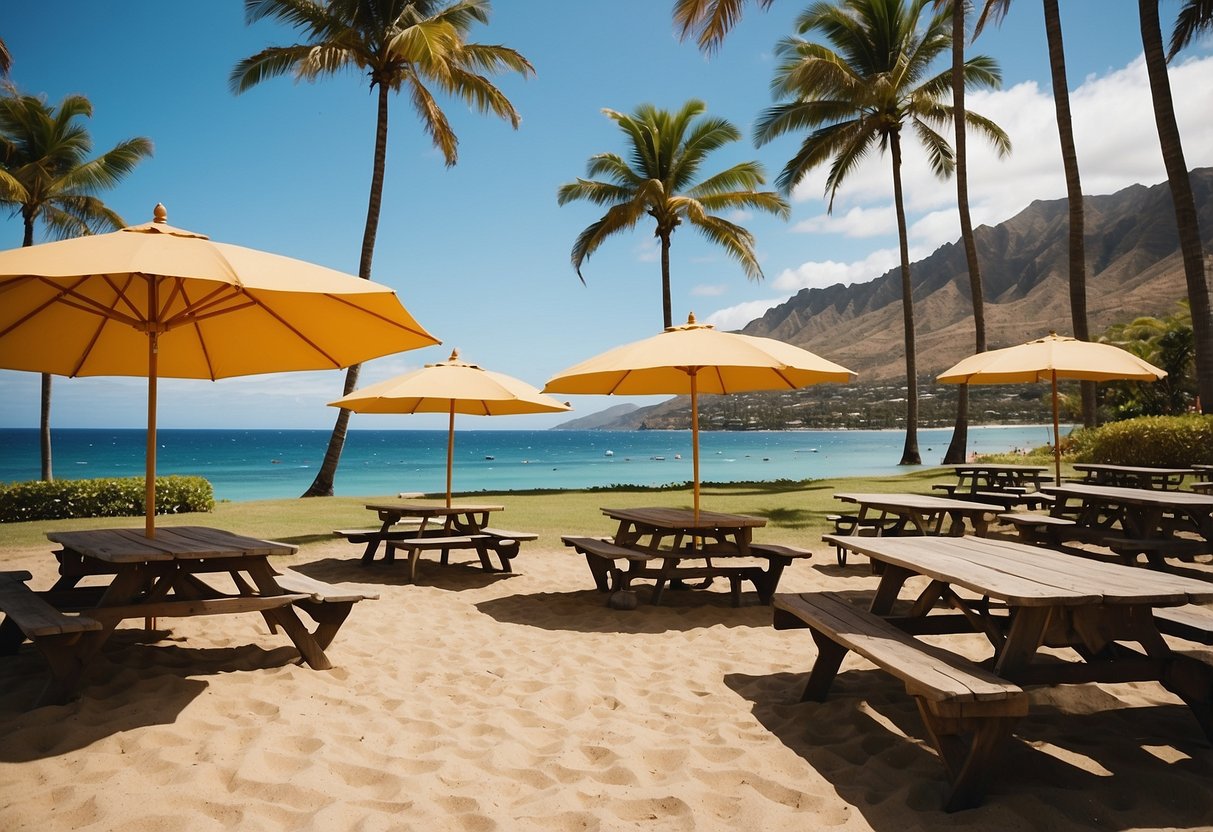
800 630 848 701
31 632 91 707
1162 653 1213 742
244 560 332 671
360 518 396 563
584 553 612 592
919 699 1021 813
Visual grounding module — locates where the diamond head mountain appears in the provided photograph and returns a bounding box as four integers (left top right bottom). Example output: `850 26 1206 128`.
558 168 1213 432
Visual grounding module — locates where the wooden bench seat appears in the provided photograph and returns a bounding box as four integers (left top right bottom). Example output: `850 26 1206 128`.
384 534 498 582
998 512 1082 546
1101 536 1210 568
333 521 421 544
1155 604 1213 645
772 590 1027 812
477 528 539 572
0 571 104 706
1190 481 1213 494
273 571 378 650
562 535 661 595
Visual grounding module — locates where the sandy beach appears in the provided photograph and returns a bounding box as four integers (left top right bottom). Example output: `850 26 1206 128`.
2 535 1212 831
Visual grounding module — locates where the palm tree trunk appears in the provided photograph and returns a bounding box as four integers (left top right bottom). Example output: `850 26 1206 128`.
1043 0 1096 428
891 131 921 465
944 0 986 465
1139 0 1213 414
40 372 53 481
302 82 391 497
21 213 54 481
660 230 674 330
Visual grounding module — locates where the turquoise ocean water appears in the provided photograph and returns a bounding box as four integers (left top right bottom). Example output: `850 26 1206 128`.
0 426 1061 503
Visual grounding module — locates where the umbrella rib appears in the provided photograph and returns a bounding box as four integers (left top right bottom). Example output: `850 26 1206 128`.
71 292 127 377
237 292 342 367
174 281 219 380
326 293 436 339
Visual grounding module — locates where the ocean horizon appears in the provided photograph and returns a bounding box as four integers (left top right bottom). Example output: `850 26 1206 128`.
0 425 1063 504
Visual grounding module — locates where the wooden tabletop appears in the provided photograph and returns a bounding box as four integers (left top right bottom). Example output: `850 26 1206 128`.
601 506 766 531
47 526 297 564
834 493 1005 512
1072 463 1195 476
821 534 1213 608
942 463 1049 473
1043 483 1213 508
365 501 504 516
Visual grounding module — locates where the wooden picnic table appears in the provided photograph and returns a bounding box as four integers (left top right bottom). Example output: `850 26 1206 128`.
564 507 810 606
781 534 1213 808
1041 482 1213 566
833 492 1004 537
2 526 335 705
359 500 503 562
1071 463 1195 490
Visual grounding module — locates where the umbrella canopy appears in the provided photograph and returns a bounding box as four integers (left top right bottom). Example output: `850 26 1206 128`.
0 204 440 534
330 348 570 505
937 333 1165 482
544 313 856 517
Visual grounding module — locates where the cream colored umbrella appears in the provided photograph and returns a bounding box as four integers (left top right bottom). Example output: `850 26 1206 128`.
937 333 1166 483
544 313 856 518
0 204 440 535
330 349 570 506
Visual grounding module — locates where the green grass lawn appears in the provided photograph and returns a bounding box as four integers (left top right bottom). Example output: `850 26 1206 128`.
0 467 973 554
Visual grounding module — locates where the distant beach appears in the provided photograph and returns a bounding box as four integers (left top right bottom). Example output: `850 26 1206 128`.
0 425 1061 502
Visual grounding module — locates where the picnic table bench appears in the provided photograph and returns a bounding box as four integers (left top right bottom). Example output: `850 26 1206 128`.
0 571 103 705
272 571 379 650
773 590 1027 812
561 535 812 607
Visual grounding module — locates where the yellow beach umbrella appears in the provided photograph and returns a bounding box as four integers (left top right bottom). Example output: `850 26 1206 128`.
937 333 1166 483
330 349 570 505
544 313 856 518
0 204 440 535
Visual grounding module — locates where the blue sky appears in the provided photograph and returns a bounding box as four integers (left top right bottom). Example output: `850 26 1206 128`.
2 1 1211 431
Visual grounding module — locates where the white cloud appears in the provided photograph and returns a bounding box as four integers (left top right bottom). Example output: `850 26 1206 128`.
792 204 897 238
691 284 728 296
634 237 660 263
771 247 902 292
704 300 786 331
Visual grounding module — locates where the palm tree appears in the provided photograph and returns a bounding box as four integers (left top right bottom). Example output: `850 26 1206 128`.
937 0 993 464
0 38 11 77
755 0 1008 465
0 88 152 482
1139 0 1213 414
558 100 790 330
673 0 1000 462
674 0 777 52
976 0 1095 428
232 0 534 498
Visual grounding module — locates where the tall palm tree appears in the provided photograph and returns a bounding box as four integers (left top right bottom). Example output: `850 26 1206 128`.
937 0 992 464
755 0 1008 465
1139 0 1213 414
674 0 999 462
558 100 790 330
0 38 11 77
0 88 152 482
232 0 534 498
977 0 1096 428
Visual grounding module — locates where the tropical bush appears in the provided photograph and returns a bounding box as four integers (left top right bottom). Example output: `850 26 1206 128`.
0 476 214 523
1069 414 1213 467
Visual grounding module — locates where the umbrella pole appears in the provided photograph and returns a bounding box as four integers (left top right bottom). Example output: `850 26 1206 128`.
1051 372 1061 486
691 372 700 523
146 332 158 539
446 403 455 508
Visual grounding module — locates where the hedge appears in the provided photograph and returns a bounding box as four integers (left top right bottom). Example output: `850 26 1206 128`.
1069 414 1213 468
0 475 215 523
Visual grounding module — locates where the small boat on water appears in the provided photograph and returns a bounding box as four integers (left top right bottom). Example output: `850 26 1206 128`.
484 456 495 460
604 450 614 457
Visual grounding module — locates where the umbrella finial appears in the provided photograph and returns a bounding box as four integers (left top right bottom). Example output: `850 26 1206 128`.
687 312 697 325
449 348 460 362
153 203 167 224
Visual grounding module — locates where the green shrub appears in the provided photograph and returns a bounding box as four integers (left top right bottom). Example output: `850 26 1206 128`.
1070 414 1213 467
0 475 214 523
